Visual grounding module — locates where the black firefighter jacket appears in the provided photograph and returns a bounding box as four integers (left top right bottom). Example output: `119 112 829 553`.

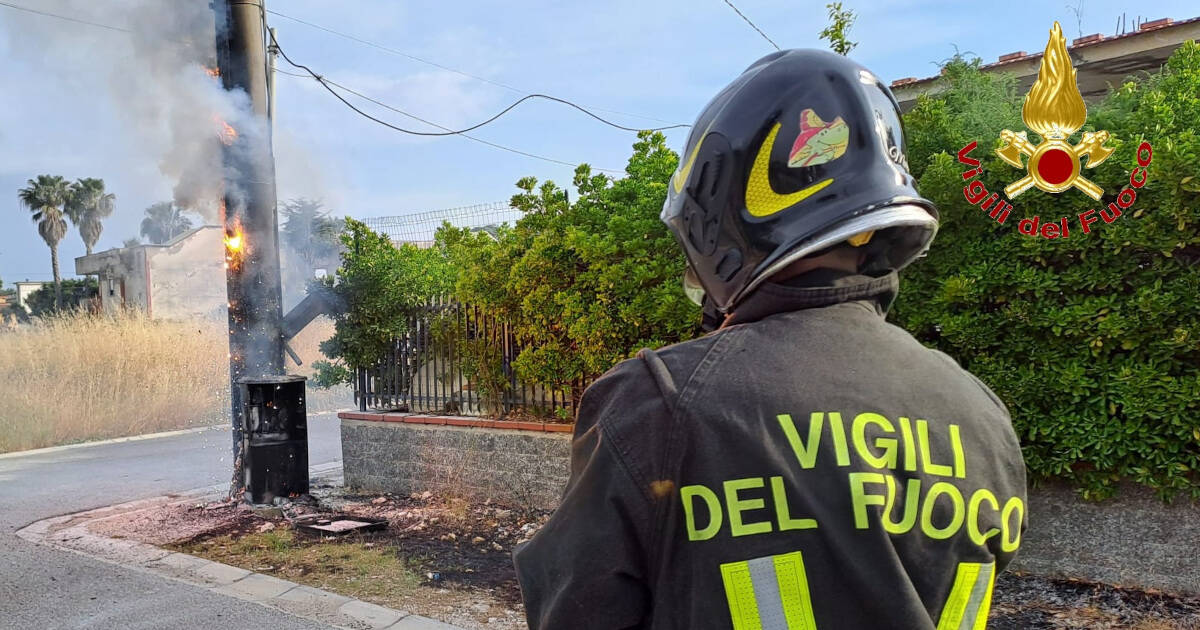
513 270 1028 630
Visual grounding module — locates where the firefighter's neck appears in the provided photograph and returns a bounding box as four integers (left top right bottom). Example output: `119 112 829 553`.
770 246 864 283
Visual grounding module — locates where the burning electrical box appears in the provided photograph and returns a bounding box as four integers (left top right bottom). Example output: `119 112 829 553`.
239 375 308 504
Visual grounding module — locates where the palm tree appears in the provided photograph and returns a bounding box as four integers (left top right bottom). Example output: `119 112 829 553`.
17 175 71 309
66 178 116 255
140 202 193 244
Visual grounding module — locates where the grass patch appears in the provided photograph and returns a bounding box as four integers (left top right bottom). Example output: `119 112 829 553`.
0 310 228 453
177 529 423 607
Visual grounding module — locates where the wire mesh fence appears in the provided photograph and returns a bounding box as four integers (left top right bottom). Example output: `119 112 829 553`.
354 296 590 421
360 202 523 247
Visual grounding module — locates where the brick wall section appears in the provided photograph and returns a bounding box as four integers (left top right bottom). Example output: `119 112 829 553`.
340 417 571 511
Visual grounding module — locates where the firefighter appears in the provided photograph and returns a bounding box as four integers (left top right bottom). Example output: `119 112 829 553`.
513 49 1027 630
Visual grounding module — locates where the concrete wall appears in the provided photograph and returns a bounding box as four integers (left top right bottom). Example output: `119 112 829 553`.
340 418 570 511
341 416 1200 594
147 226 226 320
1011 482 1200 595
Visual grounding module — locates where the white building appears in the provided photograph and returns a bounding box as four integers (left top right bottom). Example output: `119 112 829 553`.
75 226 227 320
13 281 49 311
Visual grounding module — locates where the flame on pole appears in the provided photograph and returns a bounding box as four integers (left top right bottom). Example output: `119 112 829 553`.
213 0 284 498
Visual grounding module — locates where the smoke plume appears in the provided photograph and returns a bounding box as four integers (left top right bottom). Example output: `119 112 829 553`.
2 0 257 223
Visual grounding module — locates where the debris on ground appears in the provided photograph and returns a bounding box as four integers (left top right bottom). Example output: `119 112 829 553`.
88 484 548 629
291 513 387 536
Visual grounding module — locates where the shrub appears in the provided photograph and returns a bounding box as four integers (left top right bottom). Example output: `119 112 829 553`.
437 131 700 394
25 277 98 316
314 218 455 387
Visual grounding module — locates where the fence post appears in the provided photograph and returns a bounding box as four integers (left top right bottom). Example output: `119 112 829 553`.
357 367 367 411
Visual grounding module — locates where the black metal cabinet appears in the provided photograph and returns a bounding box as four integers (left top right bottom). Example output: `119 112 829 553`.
239 375 308 504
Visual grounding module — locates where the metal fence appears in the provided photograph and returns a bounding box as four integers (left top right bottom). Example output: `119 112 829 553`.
360 202 523 247
354 297 590 419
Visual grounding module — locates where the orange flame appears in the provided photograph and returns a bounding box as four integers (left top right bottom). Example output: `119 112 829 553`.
218 119 237 146
204 66 220 79
225 229 244 253
1022 22 1087 139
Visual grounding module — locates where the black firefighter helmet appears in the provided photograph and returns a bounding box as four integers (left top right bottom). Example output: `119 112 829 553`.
662 49 939 312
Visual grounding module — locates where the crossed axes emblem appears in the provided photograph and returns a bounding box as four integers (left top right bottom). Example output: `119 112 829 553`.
995 129 1114 201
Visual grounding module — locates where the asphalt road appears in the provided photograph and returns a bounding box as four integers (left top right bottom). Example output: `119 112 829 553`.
0 413 343 629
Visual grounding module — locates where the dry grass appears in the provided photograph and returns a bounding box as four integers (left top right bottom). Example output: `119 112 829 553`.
0 310 228 453
178 529 423 607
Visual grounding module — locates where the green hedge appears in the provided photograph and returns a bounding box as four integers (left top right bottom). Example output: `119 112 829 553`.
893 45 1200 499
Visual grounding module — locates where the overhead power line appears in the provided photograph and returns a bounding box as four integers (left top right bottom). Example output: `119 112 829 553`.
271 35 686 135
265 8 686 126
720 0 781 51
276 68 621 173
0 1 129 32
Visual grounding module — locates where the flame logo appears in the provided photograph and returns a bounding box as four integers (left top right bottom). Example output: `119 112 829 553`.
1022 22 1087 139
994 21 1114 200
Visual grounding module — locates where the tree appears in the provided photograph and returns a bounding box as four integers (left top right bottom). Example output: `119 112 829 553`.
818 2 857 56
280 198 344 272
17 175 71 309
66 178 116 255
902 55 1022 181
140 202 193 244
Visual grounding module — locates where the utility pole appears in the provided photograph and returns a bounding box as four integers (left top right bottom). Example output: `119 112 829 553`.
213 0 285 498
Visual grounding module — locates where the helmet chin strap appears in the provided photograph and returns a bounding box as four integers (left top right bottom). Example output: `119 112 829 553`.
729 203 938 310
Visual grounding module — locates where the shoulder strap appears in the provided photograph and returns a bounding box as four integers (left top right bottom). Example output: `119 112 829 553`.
637 348 679 415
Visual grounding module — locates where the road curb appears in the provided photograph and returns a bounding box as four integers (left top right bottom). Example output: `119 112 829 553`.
15 464 465 630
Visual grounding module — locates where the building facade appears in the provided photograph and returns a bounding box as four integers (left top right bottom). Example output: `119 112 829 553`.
890 16 1200 111
75 226 227 320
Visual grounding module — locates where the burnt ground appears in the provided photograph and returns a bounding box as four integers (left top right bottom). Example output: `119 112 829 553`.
990 572 1200 630
91 487 1200 630
92 487 548 628
324 490 547 608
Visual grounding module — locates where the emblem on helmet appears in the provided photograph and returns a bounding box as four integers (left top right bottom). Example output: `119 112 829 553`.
787 109 849 167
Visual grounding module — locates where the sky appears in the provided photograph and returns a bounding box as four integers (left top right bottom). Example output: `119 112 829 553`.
0 0 1194 285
